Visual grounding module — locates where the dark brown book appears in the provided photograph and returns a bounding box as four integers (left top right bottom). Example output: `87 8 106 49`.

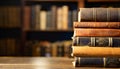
74 28 120 37
78 8 120 22
74 22 120 28
72 46 120 57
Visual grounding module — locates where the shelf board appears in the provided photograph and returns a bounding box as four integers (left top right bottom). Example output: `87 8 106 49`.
88 0 120 2
26 30 73 41
25 0 78 2
26 29 73 32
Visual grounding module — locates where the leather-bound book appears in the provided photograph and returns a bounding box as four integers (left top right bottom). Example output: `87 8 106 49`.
72 37 120 47
78 8 120 22
73 57 120 68
74 22 120 28
74 28 120 37
72 46 120 57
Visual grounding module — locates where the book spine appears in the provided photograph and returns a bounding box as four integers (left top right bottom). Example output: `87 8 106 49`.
79 8 120 22
72 37 120 47
35 5 41 30
72 46 120 57
62 5 69 30
68 11 73 29
74 22 120 28
74 57 120 67
24 6 31 31
40 11 47 30
74 28 120 37
31 6 35 30
46 11 52 30
51 5 57 30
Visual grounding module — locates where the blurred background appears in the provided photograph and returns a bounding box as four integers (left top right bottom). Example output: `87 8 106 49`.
0 0 120 57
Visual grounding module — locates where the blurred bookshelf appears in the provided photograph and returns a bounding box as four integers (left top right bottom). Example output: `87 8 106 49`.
0 0 120 57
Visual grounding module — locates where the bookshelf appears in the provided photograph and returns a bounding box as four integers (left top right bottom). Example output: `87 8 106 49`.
0 0 120 57
0 0 22 56
22 0 83 57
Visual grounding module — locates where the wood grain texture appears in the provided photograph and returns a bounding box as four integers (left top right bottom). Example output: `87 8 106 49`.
0 57 118 69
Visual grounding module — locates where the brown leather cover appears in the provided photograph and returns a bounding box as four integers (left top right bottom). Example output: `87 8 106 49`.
74 28 120 37
72 46 120 57
74 22 120 28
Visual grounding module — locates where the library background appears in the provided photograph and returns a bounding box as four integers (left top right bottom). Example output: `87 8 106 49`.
0 0 120 57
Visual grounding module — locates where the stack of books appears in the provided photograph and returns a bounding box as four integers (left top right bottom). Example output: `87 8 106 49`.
72 8 120 67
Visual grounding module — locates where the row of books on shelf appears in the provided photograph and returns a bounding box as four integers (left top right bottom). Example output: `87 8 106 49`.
0 38 20 56
24 5 77 31
71 8 120 68
0 6 21 28
25 40 72 57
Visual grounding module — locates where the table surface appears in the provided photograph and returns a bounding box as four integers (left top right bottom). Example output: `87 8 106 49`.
0 57 119 69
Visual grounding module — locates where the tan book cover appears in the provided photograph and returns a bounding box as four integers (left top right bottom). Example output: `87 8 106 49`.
62 5 69 30
57 7 63 30
40 11 47 30
72 46 120 57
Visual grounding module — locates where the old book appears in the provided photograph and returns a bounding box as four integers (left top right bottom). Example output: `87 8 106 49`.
78 8 120 22
34 5 41 30
24 41 33 56
63 40 72 57
56 42 64 57
40 10 47 30
46 10 52 30
72 46 120 57
73 57 120 67
7 6 21 28
51 5 57 30
6 38 16 56
68 11 73 29
31 6 35 30
62 5 69 30
72 37 120 47
74 22 120 28
51 42 57 57
57 7 63 30
24 6 31 31
74 28 120 37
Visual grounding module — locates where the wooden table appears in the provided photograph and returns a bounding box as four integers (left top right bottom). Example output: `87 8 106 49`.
0 57 119 69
